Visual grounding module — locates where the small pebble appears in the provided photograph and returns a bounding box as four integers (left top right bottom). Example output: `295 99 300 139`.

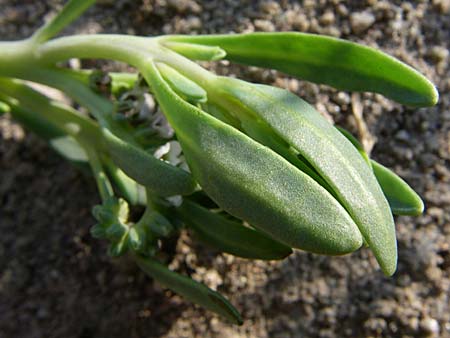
420 317 440 335
350 11 376 33
320 11 335 25
428 46 449 64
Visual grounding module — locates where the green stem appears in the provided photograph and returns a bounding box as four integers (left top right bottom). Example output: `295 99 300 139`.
36 35 215 85
87 148 114 202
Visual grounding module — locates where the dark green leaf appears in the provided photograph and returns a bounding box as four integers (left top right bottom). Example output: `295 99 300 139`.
372 161 424 216
135 256 243 324
178 200 292 260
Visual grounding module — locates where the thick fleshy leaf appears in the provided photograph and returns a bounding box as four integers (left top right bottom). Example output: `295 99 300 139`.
337 127 424 216
335 126 371 166
178 200 292 260
212 77 396 275
135 256 243 325
102 157 146 206
50 136 88 163
161 41 226 61
102 128 197 197
157 62 207 103
371 161 424 216
162 33 438 107
142 61 363 256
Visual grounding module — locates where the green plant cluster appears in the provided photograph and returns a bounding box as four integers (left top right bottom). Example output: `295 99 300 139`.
0 0 438 324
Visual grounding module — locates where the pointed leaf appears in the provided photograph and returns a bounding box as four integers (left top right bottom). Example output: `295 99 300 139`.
142 61 363 256
136 256 242 324
157 62 207 103
163 33 438 107
213 78 396 275
161 41 226 61
337 126 424 216
371 161 424 216
102 128 197 197
178 200 292 260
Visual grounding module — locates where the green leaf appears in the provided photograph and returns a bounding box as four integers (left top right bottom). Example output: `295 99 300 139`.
337 126 424 216
161 41 226 61
139 207 174 238
102 128 197 197
102 156 147 206
142 61 363 256
32 0 96 43
371 161 424 216
178 200 292 260
163 33 438 107
109 72 139 96
212 77 397 276
128 226 145 251
0 101 10 115
335 126 371 166
156 62 207 103
135 256 243 325
1 95 65 141
50 135 89 163
108 231 129 257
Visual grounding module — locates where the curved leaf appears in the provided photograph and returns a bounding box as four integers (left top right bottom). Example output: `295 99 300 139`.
142 61 363 256
163 33 438 107
213 77 396 275
157 62 207 103
135 256 243 325
337 127 424 216
161 41 226 61
178 199 292 260
371 161 424 216
102 128 197 197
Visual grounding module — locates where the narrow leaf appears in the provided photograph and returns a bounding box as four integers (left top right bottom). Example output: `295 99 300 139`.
102 128 197 197
135 256 243 324
371 161 424 216
178 200 292 260
337 126 424 216
156 62 207 103
335 126 371 165
32 0 96 43
161 41 226 61
102 156 146 206
163 33 438 107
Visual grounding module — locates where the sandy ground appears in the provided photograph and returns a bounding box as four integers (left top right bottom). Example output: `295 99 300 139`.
0 1 449 337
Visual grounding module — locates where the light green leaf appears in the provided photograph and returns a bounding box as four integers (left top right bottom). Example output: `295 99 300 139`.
50 136 88 163
337 126 424 216
161 41 226 61
163 33 438 107
156 62 207 103
102 156 147 206
142 61 363 256
32 0 96 43
212 77 396 276
102 128 197 197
